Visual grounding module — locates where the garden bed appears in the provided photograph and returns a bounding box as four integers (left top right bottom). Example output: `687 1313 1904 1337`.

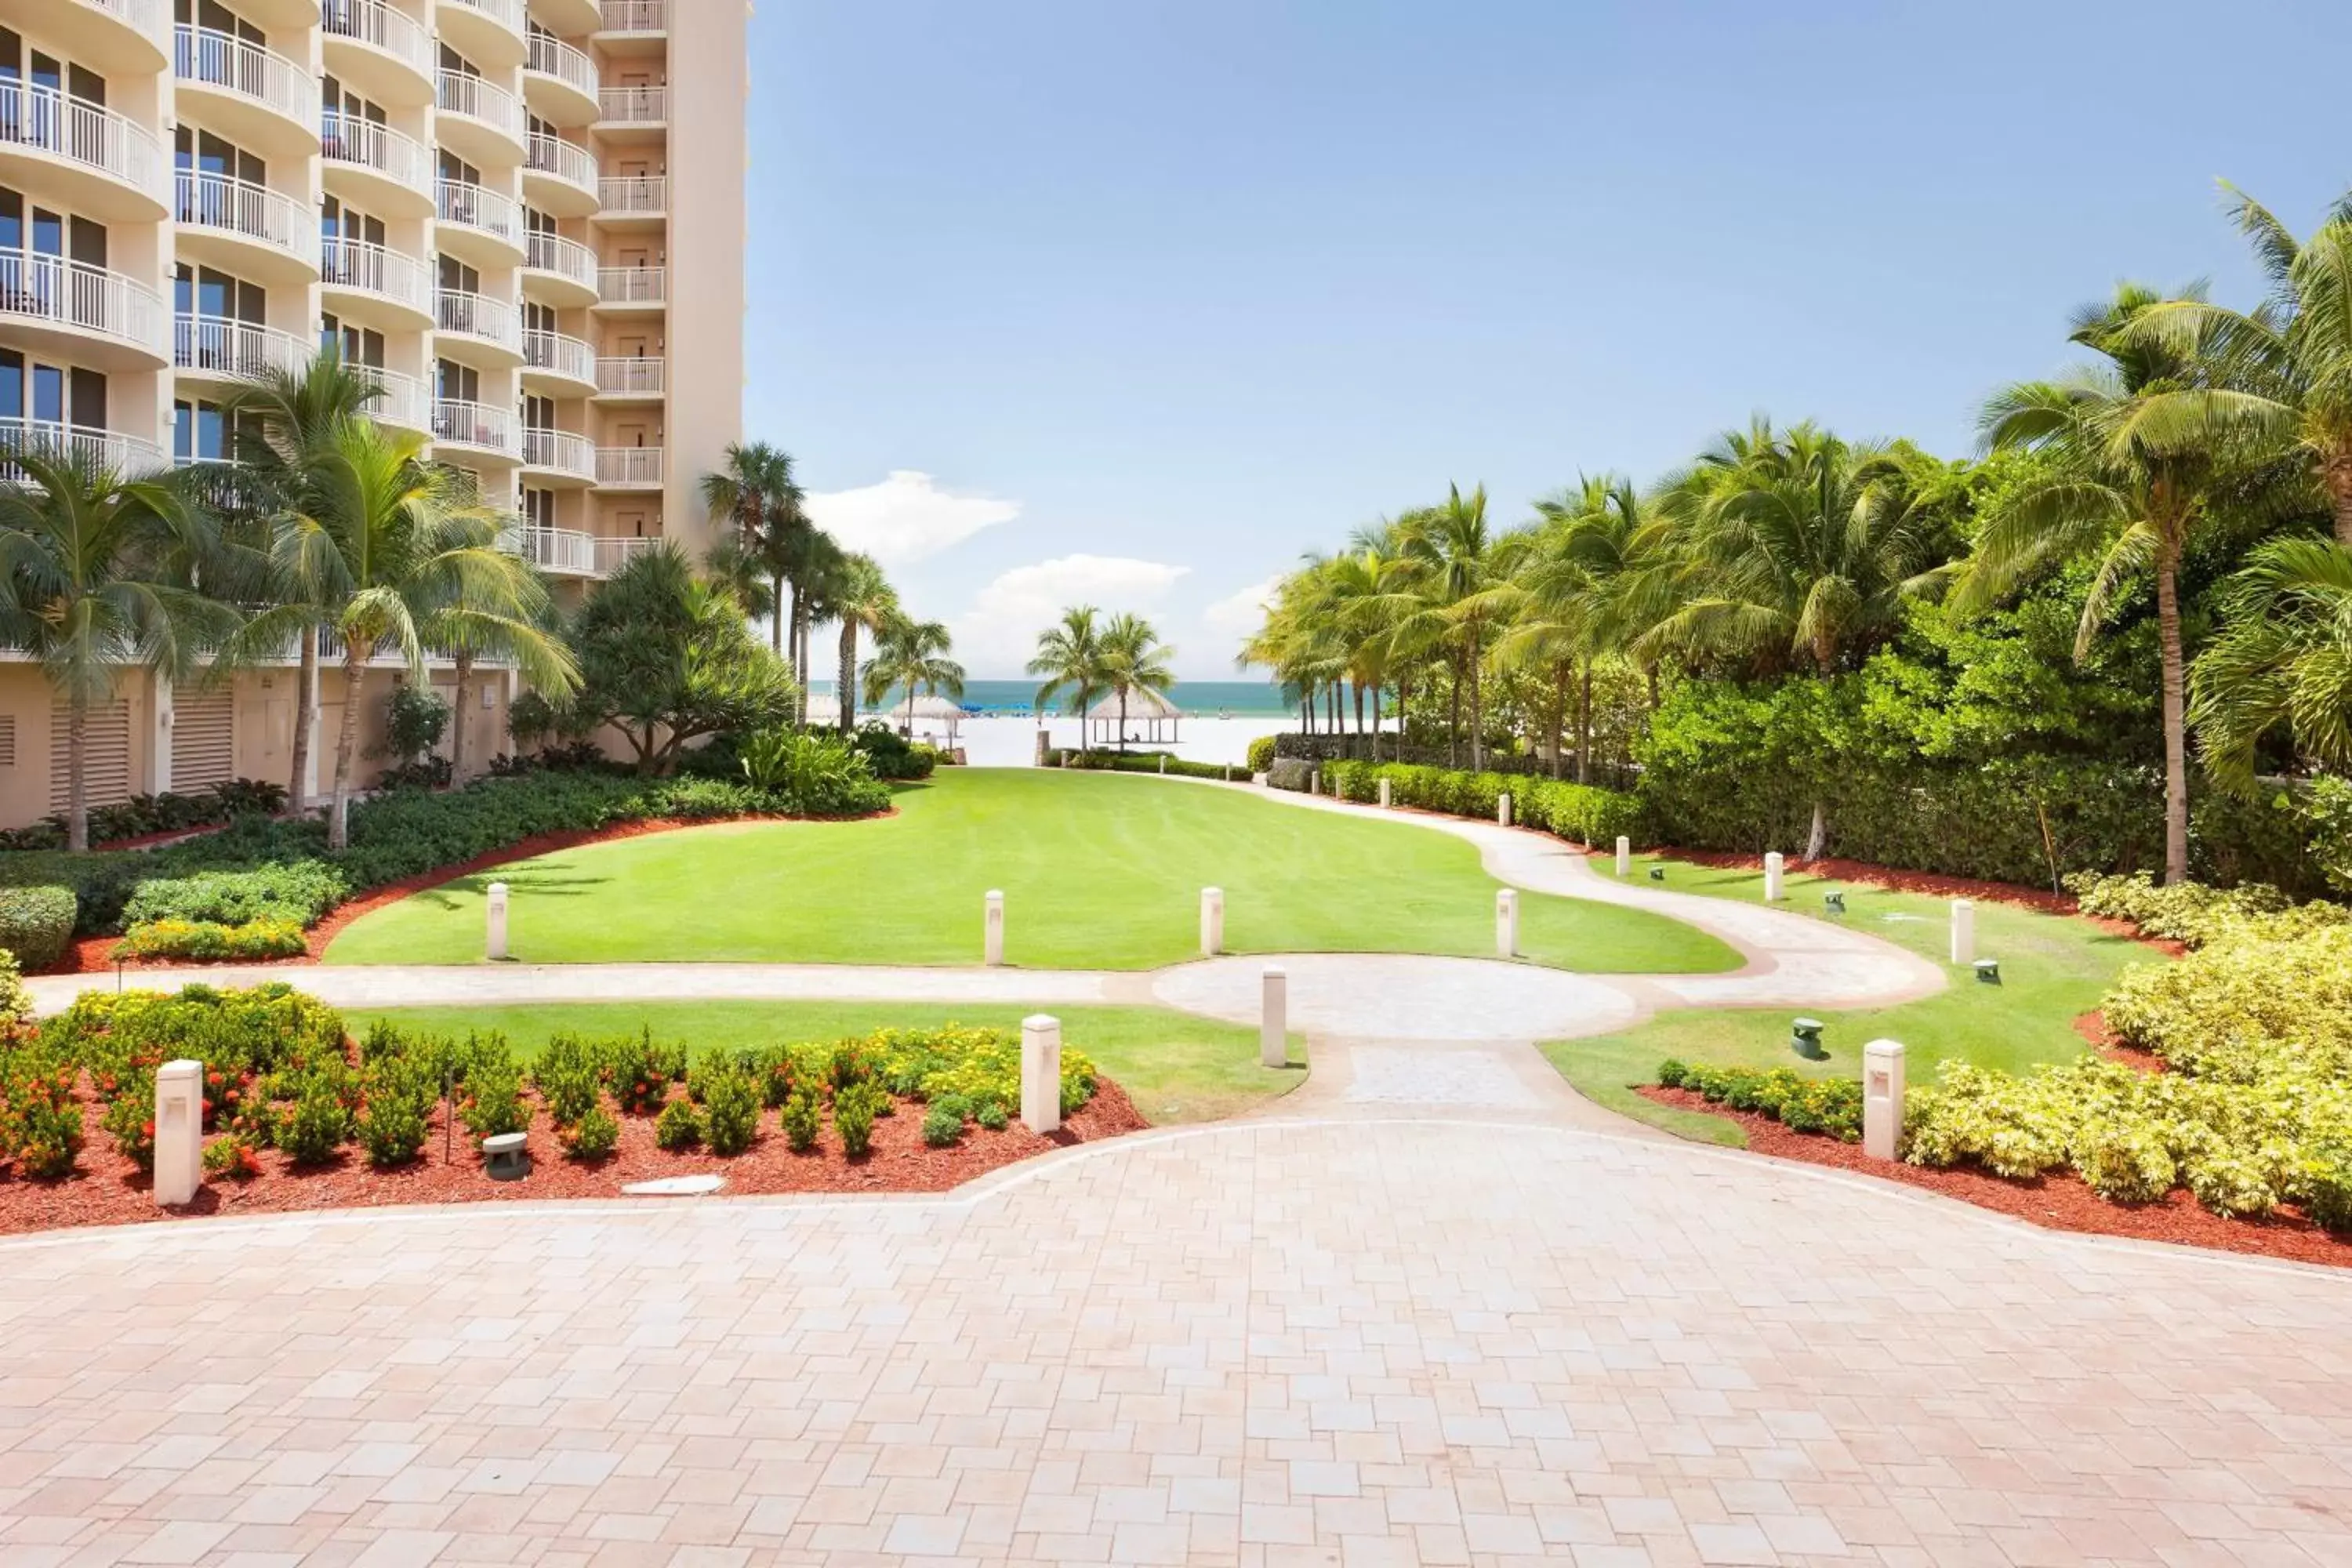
1636 1084 2352 1269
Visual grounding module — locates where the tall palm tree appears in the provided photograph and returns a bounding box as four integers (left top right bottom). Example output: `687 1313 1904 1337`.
1098 612 1177 752
823 552 897 735
420 574 574 785
1396 485 1504 768
700 442 808 661
1961 284 2241 884
2190 535 2352 789
1312 544 1418 758
1028 606 1107 743
864 615 963 733
0 446 236 851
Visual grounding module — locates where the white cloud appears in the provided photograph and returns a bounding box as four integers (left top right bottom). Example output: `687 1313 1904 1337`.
952 554 1191 674
804 470 1019 568
1202 575 1282 641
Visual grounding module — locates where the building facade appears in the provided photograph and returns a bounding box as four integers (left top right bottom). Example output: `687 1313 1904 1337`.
0 0 749 828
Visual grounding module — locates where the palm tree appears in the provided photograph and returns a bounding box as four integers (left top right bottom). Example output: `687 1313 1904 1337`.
0 446 237 851
1312 544 1418 758
700 442 808 662
864 615 964 733
1961 284 2242 884
231 419 570 848
1397 485 1505 769
420 578 574 785
1028 606 1108 745
1098 612 1177 751
2190 535 2352 789
821 553 897 735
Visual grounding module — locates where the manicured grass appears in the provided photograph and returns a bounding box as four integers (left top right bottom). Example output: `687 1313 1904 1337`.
354 1000 1305 1125
327 770 1739 975
1542 856 2158 1146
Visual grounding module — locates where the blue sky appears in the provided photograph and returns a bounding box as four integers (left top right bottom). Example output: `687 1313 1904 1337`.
746 0 2352 677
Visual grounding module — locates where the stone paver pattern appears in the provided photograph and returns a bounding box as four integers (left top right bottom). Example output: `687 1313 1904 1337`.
5 1120 2350 1566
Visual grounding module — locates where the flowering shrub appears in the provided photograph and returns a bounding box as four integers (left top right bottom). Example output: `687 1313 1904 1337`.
356 1056 435 1167
2 1042 85 1178
1655 1060 1864 1142
654 1095 702 1149
565 1103 619 1160
114 916 309 962
202 1134 263 1180
863 1025 1097 1119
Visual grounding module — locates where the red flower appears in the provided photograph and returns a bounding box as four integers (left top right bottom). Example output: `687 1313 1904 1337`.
206 1071 223 1087
141 1120 155 1138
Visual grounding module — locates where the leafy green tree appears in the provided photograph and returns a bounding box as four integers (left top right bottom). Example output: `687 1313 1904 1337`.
1028 606 1107 733
0 447 235 851
1098 612 1176 751
2190 536 2352 789
865 615 964 733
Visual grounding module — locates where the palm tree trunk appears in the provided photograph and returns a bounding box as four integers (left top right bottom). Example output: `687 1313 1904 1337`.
1467 636 1484 772
837 620 858 735
2158 543 2190 884
771 573 786 656
1117 690 1129 753
65 697 88 853
289 626 317 814
327 642 368 851
1548 663 1568 781
1577 662 1593 786
1446 660 1461 768
2327 459 2352 546
1353 681 1365 745
451 652 474 785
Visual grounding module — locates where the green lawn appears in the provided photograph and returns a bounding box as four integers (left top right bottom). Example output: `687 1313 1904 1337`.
356 1000 1305 1125
1543 856 2160 1145
327 770 1739 975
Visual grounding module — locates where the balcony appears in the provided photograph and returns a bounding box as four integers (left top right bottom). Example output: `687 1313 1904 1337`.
321 112 434 216
18 0 168 71
173 314 310 383
523 132 599 216
594 356 664 400
0 81 167 219
363 366 431 433
0 416 166 476
432 398 518 460
437 0 528 67
596 535 659 575
436 71 527 165
593 84 666 143
507 524 599 576
521 328 596 394
0 250 168 369
596 175 665 225
174 170 320 281
318 0 434 106
595 265 666 310
523 34 600 127
434 289 523 365
173 26 314 151
520 427 595 485
520 230 597 307
594 0 668 53
320 236 434 327
434 179 527 266
594 445 664 489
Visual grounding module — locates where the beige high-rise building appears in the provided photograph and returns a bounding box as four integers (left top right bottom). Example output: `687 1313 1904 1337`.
0 0 749 828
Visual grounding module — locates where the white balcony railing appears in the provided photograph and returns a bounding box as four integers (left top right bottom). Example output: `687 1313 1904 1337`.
320 236 432 314
0 417 165 475
594 356 664 396
508 524 599 575
596 535 658 575
527 34 600 100
599 0 668 33
432 398 516 454
436 289 519 347
437 179 522 245
597 85 667 124
174 27 314 126
595 446 664 487
174 314 309 378
0 82 166 203
321 112 430 195
599 176 665 215
80 0 169 49
525 132 597 191
437 71 526 143
175 170 318 260
441 0 526 38
523 328 594 385
523 230 595 289
319 0 434 78
0 250 166 356
364 367 431 430
597 266 666 305
521 427 595 478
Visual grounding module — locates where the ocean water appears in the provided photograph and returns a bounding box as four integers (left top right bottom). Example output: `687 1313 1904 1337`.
813 677 1294 717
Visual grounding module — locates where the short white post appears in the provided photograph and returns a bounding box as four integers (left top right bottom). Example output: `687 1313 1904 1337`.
1308 768 1320 797
1497 792 1512 828
1616 836 1631 877
1200 887 1224 956
1377 779 1392 809
1260 966 1287 1067
154 1059 202 1207
984 890 1006 967
1158 755 1167 774
485 881 510 960
1495 889 1519 958
1021 1014 1062 1134
1950 898 1975 966
1763 851 1785 902
1863 1039 1906 1161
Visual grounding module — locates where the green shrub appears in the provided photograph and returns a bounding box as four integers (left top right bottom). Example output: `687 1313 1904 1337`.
459 1055 528 1142
0 951 32 1032
922 1102 964 1147
833 1080 886 1157
1246 735 1277 773
1666 1061 1863 1142
849 722 938 782
566 1102 620 1160
0 886 77 969
1655 1058 1689 1089
11 1094 84 1178
781 1086 822 1152
114 916 308 962
535 1035 604 1127
356 1057 434 1167
201 1132 263 1180
278 1073 354 1165
699 1065 760 1156
654 1094 703 1149
974 1098 1009 1131
122 862 348 930
608 1028 687 1115
98 1068 156 1171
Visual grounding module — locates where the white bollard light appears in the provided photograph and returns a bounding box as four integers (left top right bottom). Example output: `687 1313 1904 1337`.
1200 887 1225 956
1021 1014 1062 1134
984 890 1006 967
1377 779 1392 809
1616 836 1632 877
486 881 510 960
1763 851 1785 902
1260 966 1287 1067
1308 768 1320 797
154 1059 202 1207
1158 755 1167 774
1863 1039 1907 1161
1496 889 1519 958
1497 792 1512 828
1950 898 1976 966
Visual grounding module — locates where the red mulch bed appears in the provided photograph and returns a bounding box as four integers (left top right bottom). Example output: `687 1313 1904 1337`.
0 1073 1146 1238
1637 1085 2352 1269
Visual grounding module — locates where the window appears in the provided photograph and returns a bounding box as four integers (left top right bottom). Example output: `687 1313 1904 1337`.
521 299 554 336
437 358 478 403
320 194 385 248
174 125 265 186
318 313 383 368
172 399 230 463
174 263 264 324
521 393 553 432
522 487 554 530
176 1 267 45
437 255 479 293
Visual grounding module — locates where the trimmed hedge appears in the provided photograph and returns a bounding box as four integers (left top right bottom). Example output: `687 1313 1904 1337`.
1323 760 1645 848
121 863 349 930
1050 750 1243 780
114 917 308 962
0 886 77 970
0 779 285 853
